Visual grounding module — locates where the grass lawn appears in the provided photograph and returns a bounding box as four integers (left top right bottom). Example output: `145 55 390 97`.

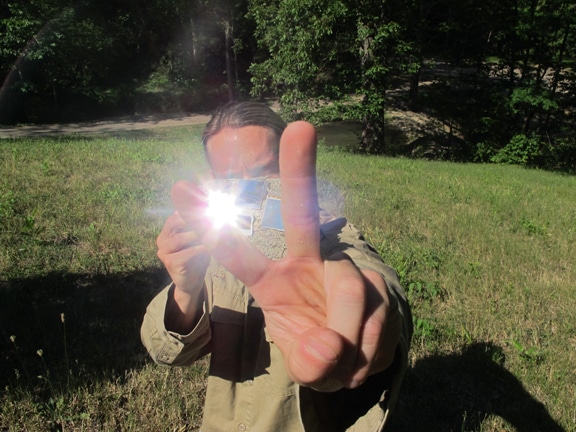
1 126 574 431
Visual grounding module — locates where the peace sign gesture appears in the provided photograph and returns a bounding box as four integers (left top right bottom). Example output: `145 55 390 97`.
168 121 401 390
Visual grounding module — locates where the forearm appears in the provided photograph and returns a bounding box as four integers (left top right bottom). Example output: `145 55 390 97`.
141 283 212 366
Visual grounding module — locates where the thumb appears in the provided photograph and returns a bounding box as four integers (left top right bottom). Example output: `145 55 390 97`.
286 327 345 391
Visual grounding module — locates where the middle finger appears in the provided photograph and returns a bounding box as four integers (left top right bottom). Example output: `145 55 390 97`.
325 253 366 383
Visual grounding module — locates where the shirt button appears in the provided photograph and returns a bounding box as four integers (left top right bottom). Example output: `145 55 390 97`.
238 424 247 431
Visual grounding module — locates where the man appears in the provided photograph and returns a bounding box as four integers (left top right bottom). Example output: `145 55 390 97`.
141 102 412 431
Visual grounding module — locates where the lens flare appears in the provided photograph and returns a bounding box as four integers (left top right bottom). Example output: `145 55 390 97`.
205 190 240 228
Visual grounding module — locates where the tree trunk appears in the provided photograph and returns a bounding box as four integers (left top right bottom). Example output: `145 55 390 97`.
408 66 421 111
224 17 235 102
359 35 375 153
190 17 198 70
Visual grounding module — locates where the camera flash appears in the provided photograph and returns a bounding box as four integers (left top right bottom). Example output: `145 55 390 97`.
205 190 240 228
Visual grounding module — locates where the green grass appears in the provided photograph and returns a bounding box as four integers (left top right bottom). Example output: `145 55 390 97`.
1 127 575 431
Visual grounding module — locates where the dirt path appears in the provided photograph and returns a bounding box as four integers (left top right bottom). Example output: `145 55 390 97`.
0 112 212 138
0 104 438 147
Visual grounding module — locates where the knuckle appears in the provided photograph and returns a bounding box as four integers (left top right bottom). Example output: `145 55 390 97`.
362 316 384 348
362 269 387 292
334 275 365 305
156 248 171 265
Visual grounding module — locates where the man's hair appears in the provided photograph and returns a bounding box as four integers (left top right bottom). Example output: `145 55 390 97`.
202 102 286 153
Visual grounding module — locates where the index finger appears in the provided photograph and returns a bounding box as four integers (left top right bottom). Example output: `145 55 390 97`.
156 212 197 248
280 121 321 260
171 180 271 287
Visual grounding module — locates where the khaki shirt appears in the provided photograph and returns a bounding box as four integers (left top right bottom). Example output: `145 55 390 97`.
141 218 412 432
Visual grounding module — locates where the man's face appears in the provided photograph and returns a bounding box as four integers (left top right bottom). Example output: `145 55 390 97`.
206 125 279 179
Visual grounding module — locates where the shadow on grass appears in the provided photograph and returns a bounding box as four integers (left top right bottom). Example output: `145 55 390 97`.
386 342 565 432
1 271 565 432
0 268 171 391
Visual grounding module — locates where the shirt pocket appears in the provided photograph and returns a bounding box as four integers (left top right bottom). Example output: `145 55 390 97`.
209 306 246 382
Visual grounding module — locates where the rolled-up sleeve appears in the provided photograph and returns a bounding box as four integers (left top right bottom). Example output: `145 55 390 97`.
140 283 212 366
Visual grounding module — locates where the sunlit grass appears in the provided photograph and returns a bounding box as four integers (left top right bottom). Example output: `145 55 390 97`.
0 129 208 279
318 151 575 430
1 127 574 431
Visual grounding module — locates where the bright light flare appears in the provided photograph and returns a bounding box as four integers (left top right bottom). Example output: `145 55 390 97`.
205 190 240 229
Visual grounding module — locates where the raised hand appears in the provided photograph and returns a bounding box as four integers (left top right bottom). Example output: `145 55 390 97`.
171 121 400 390
155 212 210 334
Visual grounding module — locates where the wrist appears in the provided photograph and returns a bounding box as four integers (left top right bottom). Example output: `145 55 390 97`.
165 283 205 334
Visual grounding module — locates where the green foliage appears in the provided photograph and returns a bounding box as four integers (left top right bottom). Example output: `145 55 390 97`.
0 0 209 123
407 280 443 303
517 217 548 236
248 0 351 115
509 85 559 115
413 317 436 341
0 3 43 63
491 134 545 166
248 0 419 153
547 137 576 173
507 339 545 363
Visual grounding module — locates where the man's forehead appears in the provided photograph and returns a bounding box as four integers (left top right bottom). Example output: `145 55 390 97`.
206 126 279 179
206 125 276 150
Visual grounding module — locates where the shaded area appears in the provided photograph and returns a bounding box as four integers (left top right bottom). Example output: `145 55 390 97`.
0 274 566 431
0 112 209 139
386 342 565 432
316 116 467 160
0 268 170 391
316 120 363 149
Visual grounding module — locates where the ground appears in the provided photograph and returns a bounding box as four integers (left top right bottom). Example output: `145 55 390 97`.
0 105 442 156
0 112 213 138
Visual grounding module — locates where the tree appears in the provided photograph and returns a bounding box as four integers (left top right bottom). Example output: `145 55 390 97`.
248 0 418 153
470 0 576 167
0 0 206 123
248 0 351 113
0 0 71 122
350 0 419 153
393 0 576 169
197 0 255 102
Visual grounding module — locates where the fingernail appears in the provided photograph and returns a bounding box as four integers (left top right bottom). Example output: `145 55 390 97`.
305 337 338 364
